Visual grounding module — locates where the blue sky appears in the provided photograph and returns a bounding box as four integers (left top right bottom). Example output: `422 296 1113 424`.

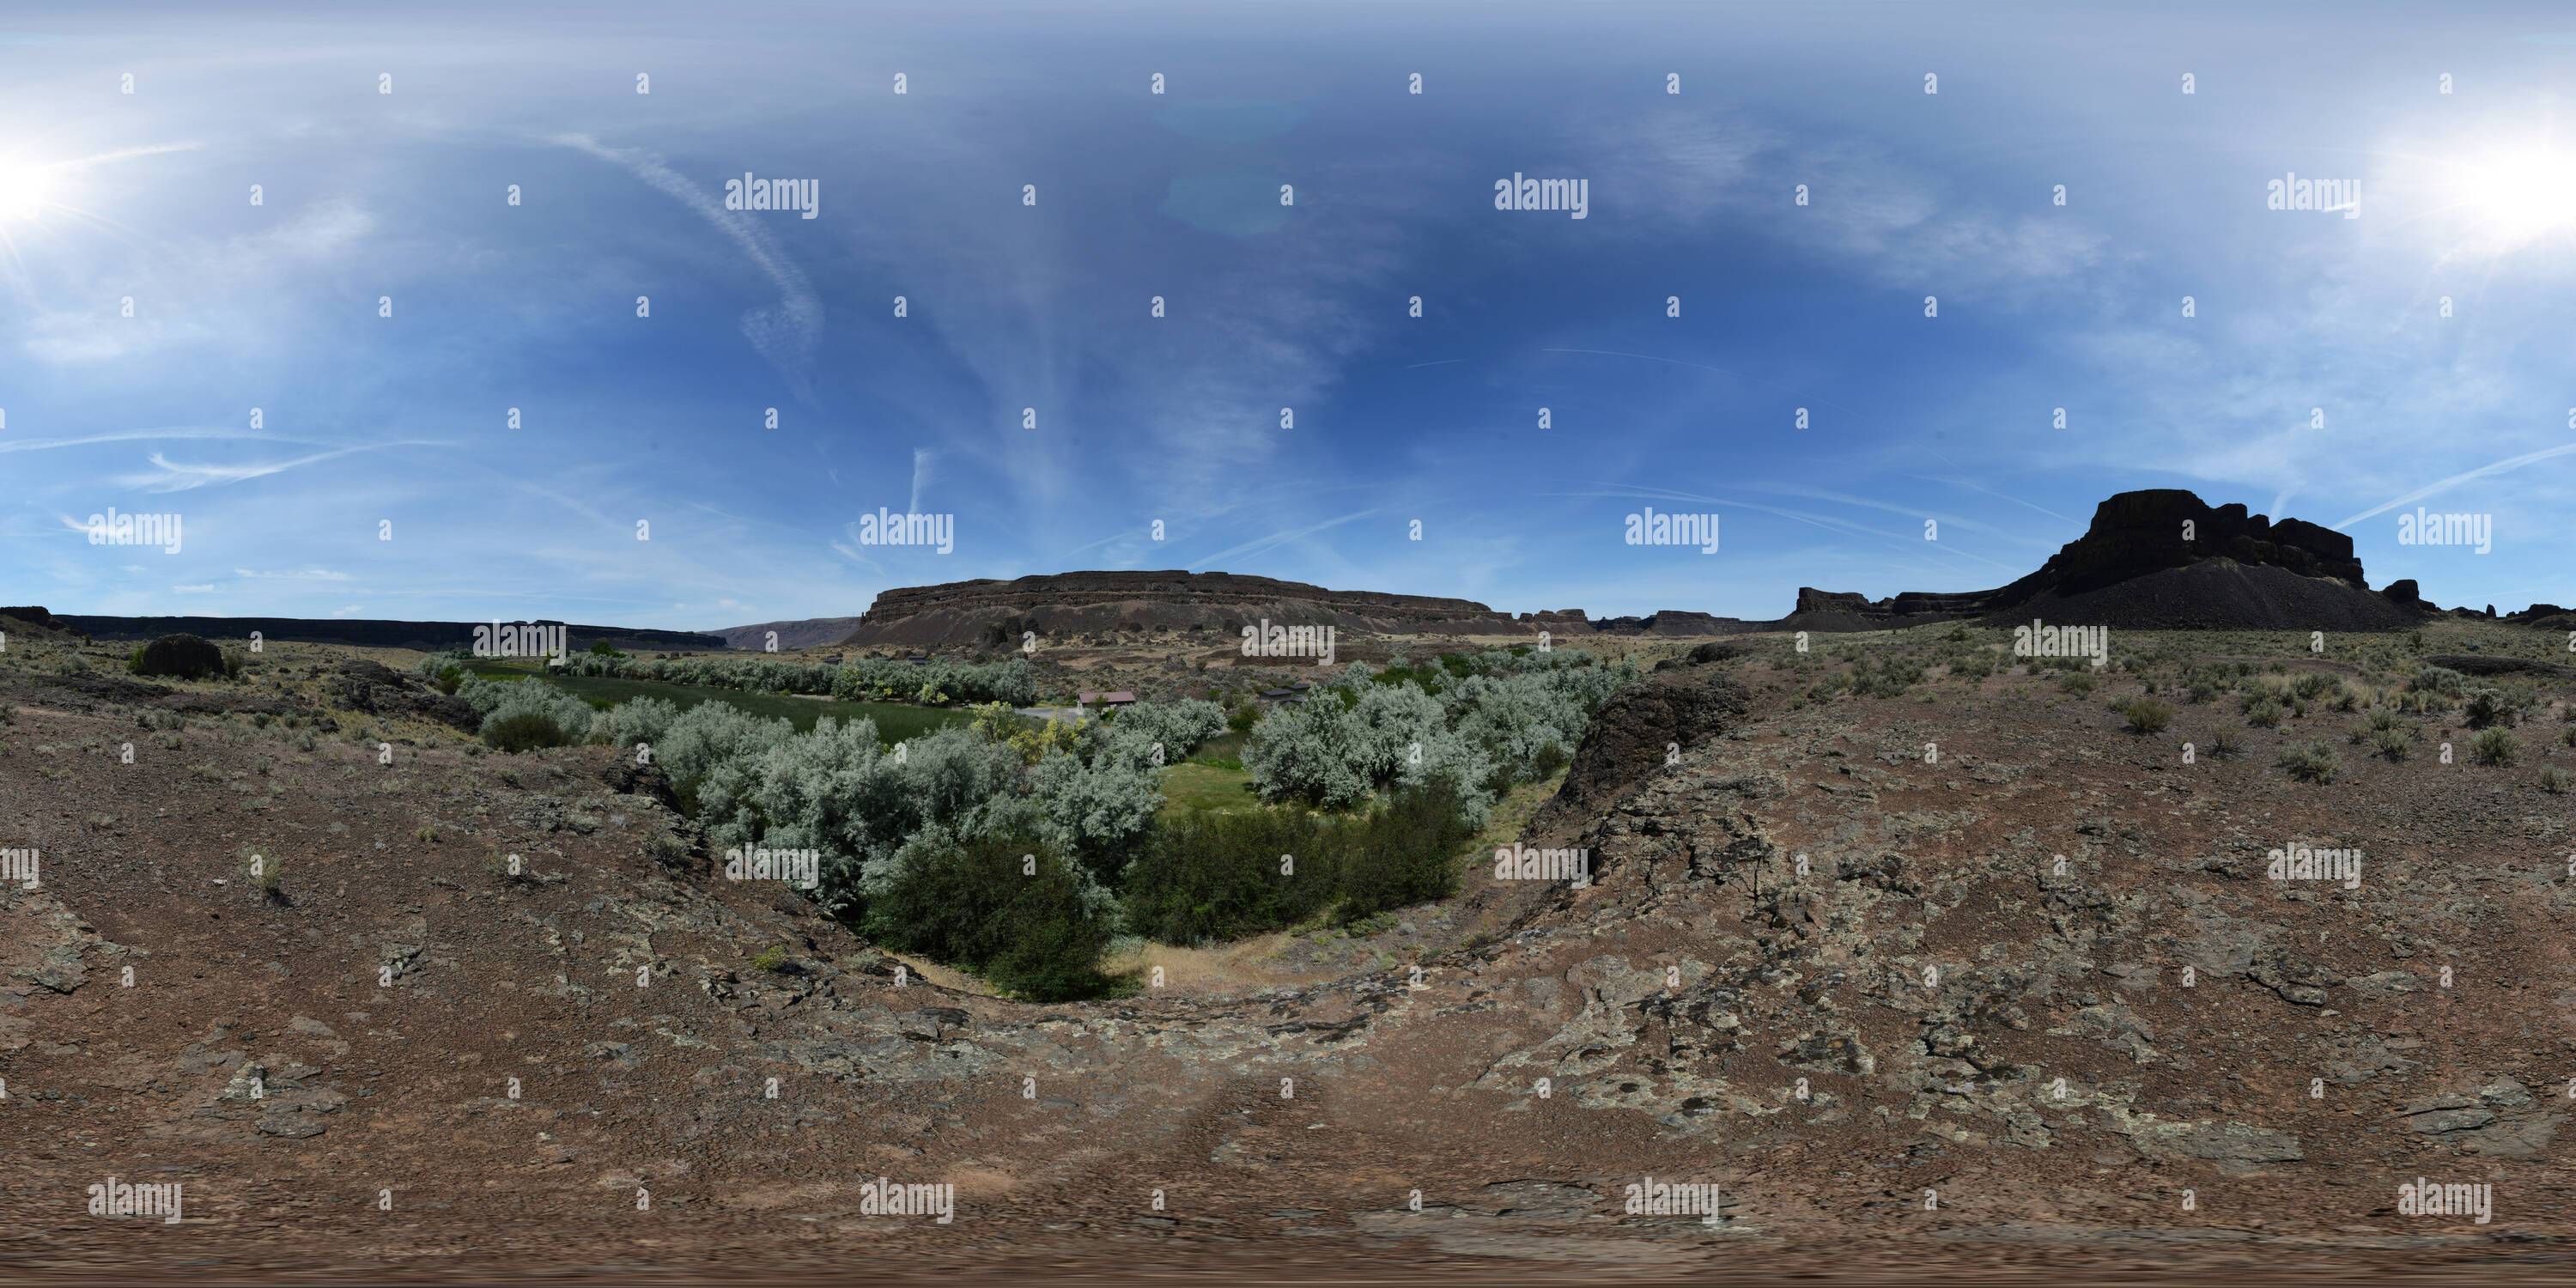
4 0 2573 630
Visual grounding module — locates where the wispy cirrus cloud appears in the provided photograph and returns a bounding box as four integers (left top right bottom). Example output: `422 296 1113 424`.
232 567 351 581
118 442 439 492
0 426 320 453
551 133 822 390
1188 508 1379 571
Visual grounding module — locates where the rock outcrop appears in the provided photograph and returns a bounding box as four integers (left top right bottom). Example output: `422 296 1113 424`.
841 571 1537 648
1787 489 2429 633
1535 649 1750 828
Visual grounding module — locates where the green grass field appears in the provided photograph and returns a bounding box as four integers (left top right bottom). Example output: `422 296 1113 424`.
1159 760 1261 815
466 665 968 743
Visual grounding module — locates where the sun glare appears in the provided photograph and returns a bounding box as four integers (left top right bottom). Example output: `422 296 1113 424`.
2447 144 2576 248
0 155 58 222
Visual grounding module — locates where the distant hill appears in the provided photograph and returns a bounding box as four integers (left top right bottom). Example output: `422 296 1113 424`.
837 571 1526 649
710 617 868 653
27 610 726 653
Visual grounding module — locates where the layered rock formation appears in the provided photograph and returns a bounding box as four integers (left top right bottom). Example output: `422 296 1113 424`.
838 571 1537 648
1786 489 2428 633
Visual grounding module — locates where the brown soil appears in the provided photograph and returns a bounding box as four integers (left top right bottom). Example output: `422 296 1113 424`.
5 629 2575 1283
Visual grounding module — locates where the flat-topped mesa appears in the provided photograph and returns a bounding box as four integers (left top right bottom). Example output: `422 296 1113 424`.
1790 588 1996 623
1517 609 1593 629
1787 488 2421 633
1514 608 1753 635
844 570 1533 648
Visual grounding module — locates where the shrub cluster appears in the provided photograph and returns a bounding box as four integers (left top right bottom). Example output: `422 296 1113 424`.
2114 696 2171 733
1242 652 1634 825
2276 738 2340 782
1120 779 1476 945
410 649 1629 1000
417 647 1038 708
454 675 601 752
2470 726 2522 766
130 634 228 681
861 829 1115 1002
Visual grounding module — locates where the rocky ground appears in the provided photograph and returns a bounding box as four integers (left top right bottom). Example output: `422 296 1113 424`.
3 623 2575 1282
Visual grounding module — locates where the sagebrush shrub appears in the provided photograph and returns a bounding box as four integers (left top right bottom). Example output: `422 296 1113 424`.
1109 699 1228 761
2412 665 2470 699
2292 672 2343 702
2117 696 2172 733
2464 689 2518 729
483 712 569 755
2276 738 2339 782
2470 726 2521 766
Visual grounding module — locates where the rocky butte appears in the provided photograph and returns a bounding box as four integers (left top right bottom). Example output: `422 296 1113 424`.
1788 488 2441 633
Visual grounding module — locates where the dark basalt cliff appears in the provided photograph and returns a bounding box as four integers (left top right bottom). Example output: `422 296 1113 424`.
1787 489 2429 632
841 571 1531 648
836 573 1756 648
